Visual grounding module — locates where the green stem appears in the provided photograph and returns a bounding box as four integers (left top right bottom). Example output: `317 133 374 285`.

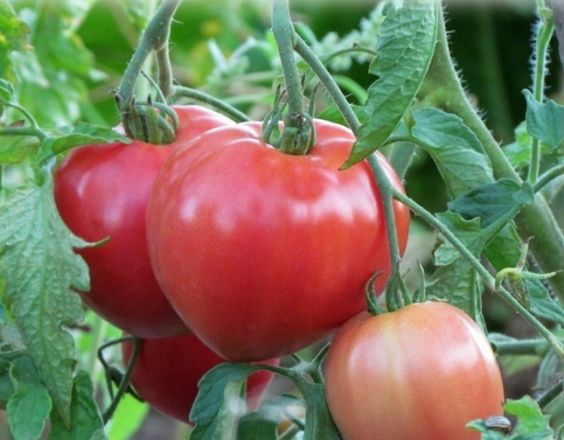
279 425 302 440
424 7 564 299
492 338 550 356
102 336 143 424
272 0 313 155
534 163 564 193
393 188 564 360
171 86 250 122
86 315 108 379
537 379 563 409
156 39 173 100
116 0 181 112
294 34 361 133
528 9 555 184
0 127 47 140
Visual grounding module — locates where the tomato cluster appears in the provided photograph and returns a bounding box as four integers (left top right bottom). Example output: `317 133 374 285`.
54 105 504 432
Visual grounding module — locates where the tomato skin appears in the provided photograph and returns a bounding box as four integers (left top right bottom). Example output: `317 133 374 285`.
147 119 410 360
122 333 279 423
324 302 505 440
54 106 233 338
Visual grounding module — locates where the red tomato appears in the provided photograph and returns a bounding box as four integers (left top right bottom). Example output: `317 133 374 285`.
147 119 409 360
54 106 234 338
324 302 505 440
122 332 279 422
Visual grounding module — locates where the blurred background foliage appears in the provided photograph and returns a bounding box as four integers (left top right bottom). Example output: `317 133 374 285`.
3 0 562 438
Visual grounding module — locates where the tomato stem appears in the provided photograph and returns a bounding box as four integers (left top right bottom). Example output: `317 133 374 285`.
423 7 564 298
171 86 251 122
492 337 552 356
392 188 564 360
102 336 143 424
534 163 564 193
272 0 314 155
536 379 563 409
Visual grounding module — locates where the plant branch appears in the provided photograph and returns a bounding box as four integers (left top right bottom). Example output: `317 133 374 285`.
492 338 551 356
393 189 564 360
171 86 250 122
534 163 564 193
116 0 181 112
528 6 555 183
422 6 564 298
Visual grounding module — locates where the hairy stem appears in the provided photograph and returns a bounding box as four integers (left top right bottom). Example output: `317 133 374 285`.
171 86 250 122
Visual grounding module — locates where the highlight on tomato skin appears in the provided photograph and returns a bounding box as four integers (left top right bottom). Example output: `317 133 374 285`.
146 117 410 362
324 302 505 440
122 332 279 423
53 105 234 339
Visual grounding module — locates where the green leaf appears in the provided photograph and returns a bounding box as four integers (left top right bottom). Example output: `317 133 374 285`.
448 179 535 228
536 349 561 390
0 136 39 165
48 371 105 440
526 279 564 325
0 0 30 83
505 396 554 439
468 396 554 439
0 177 89 426
190 363 260 440
300 382 340 440
7 355 52 440
524 90 564 150
237 412 278 440
344 0 438 167
411 107 494 196
42 123 130 157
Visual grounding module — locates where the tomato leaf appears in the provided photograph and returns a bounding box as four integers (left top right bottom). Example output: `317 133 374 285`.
7 355 52 440
43 123 130 157
300 382 341 440
237 412 278 440
536 349 561 391
448 179 535 228
0 0 30 83
526 279 564 326
0 136 39 165
48 371 105 440
524 90 564 151
344 0 438 167
410 107 493 196
0 177 89 426
190 363 260 440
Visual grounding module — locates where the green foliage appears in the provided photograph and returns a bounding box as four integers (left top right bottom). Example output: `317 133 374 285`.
345 0 439 167
468 396 555 440
0 177 89 426
524 90 564 151
0 0 29 83
237 412 278 440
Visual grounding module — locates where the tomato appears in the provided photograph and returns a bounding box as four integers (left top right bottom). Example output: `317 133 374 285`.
147 119 410 360
324 302 505 440
54 106 234 338
122 332 279 422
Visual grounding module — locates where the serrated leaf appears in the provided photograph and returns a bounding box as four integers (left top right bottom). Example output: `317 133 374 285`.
345 0 438 166
524 90 564 150
190 363 259 440
526 279 564 325
44 122 130 156
505 396 554 439
411 107 494 196
448 179 534 228
237 412 278 440
0 136 39 165
7 355 52 440
0 0 30 83
0 177 89 426
48 371 105 440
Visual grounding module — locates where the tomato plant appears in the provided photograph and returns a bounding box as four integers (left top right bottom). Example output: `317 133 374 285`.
54 106 233 338
121 333 279 422
147 118 410 361
324 302 505 440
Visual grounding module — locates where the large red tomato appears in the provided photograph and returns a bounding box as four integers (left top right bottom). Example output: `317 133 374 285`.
54 106 234 338
122 332 279 422
324 302 505 440
147 119 410 360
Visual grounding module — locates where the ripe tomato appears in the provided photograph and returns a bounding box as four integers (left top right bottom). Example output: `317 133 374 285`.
324 302 505 440
147 119 410 360
122 332 279 422
54 106 234 338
